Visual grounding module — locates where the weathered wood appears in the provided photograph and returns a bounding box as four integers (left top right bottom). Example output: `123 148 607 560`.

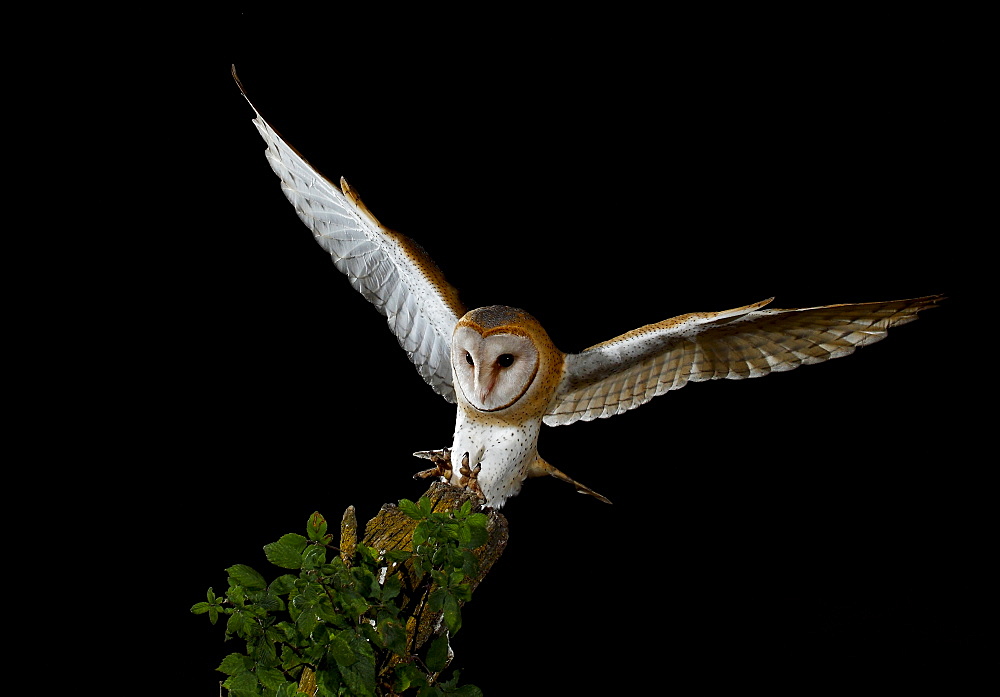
339 504 358 565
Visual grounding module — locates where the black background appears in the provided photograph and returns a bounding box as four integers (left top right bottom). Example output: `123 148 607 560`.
159 6 982 693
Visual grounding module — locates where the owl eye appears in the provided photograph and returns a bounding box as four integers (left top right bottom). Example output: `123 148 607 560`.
466 352 474 366
497 353 515 368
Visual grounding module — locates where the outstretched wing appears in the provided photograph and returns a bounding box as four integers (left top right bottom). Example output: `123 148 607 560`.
545 295 943 426
235 70 466 402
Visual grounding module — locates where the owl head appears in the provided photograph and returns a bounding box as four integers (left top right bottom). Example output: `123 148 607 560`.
451 306 564 416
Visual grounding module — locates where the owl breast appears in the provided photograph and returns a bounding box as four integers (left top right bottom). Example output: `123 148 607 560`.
449 410 543 506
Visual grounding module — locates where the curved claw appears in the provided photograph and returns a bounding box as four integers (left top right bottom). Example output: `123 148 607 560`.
413 448 453 482
458 452 484 499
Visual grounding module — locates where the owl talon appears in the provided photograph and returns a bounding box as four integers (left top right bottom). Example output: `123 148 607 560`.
458 452 484 499
413 448 453 482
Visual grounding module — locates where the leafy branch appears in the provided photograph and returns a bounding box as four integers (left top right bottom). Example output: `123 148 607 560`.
193 498 494 696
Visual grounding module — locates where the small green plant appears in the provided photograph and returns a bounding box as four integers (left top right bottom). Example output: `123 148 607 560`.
192 498 488 696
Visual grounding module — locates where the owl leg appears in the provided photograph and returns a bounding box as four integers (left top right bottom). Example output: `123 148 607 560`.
458 452 484 499
528 456 612 505
412 448 453 482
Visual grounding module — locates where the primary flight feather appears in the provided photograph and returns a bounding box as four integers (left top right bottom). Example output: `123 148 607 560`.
234 68 942 508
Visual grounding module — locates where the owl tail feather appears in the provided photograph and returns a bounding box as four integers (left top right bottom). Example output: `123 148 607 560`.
529 457 612 505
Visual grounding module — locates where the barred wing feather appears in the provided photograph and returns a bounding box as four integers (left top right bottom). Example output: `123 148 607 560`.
545 295 943 426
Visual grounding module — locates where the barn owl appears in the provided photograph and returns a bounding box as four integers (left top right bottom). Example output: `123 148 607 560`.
234 70 942 509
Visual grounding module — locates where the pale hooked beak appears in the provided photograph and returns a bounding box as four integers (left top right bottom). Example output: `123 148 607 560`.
475 364 499 405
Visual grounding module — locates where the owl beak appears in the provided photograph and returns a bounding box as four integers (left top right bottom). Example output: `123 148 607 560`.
475 365 499 405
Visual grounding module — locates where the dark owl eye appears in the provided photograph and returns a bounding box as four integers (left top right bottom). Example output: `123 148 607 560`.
466 352 474 366
497 354 515 368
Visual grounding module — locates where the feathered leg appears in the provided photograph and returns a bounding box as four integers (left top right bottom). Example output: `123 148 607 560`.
528 456 612 504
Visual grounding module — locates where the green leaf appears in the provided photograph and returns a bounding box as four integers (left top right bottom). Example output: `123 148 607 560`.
314 597 343 626
291 585 317 612
381 573 402 602
301 544 326 570
338 590 370 618
437 672 461 690
250 590 284 612
377 616 407 656
264 533 308 569
273 683 296 697
426 634 450 673
248 633 278 667
227 584 247 607
450 582 472 603
461 523 488 550
336 631 377 696
393 663 427 692
413 522 429 547
265 625 287 647
418 496 434 516
279 643 304 670
385 549 412 563
269 574 298 595
443 592 462 634
450 685 484 697
295 609 318 636
460 550 480 579
256 666 286 690
431 545 452 567
467 513 488 528
276 682 304 697
350 563 376 585
233 609 264 638
307 511 328 541
429 511 451 527
310 624 331 651
315 668 344 697
192 602 221 624
398 498 423 520
427 587 445 613
226 610 247 637
355 544 378 567
227 564 267 590
329 630 356 667
218 652 251 676
276 622 302 646
226 670 260 695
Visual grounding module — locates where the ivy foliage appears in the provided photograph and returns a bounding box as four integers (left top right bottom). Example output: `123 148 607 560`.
192 501 487 696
